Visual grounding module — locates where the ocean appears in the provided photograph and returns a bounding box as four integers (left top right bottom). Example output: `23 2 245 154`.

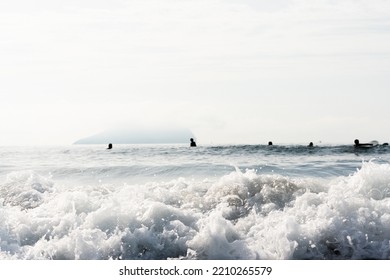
1 143 390 260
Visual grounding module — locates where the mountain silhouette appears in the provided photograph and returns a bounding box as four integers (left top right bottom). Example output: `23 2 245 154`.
74 127 195 144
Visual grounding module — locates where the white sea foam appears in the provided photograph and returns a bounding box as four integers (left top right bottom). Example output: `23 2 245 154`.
1 160 390 259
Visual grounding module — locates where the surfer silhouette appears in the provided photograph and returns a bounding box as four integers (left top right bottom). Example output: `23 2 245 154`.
107 143 113 149
190 138 197 147
354 139 374 148
268 141 273 146
308 142 313 147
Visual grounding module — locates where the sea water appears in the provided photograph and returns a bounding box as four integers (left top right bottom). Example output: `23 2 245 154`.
1 143 390 260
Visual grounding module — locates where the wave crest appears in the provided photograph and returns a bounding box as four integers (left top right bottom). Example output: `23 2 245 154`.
0 171 54 209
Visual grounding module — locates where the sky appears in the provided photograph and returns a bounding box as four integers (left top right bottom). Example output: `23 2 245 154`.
1 0 390 146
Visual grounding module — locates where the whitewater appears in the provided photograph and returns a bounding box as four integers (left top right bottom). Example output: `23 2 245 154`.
1 143 390 260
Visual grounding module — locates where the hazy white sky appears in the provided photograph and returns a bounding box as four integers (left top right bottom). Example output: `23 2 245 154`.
1 0 390 145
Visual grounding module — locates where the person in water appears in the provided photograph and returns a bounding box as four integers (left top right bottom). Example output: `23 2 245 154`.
354 139 373 148
308 142 314 147
268 141 273 146
107 143 113 149
190 138 197 147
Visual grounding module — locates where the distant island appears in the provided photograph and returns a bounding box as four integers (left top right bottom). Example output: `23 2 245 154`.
74 127 195 144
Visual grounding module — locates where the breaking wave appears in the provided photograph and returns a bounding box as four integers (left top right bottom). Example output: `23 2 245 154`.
1 161 390 259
